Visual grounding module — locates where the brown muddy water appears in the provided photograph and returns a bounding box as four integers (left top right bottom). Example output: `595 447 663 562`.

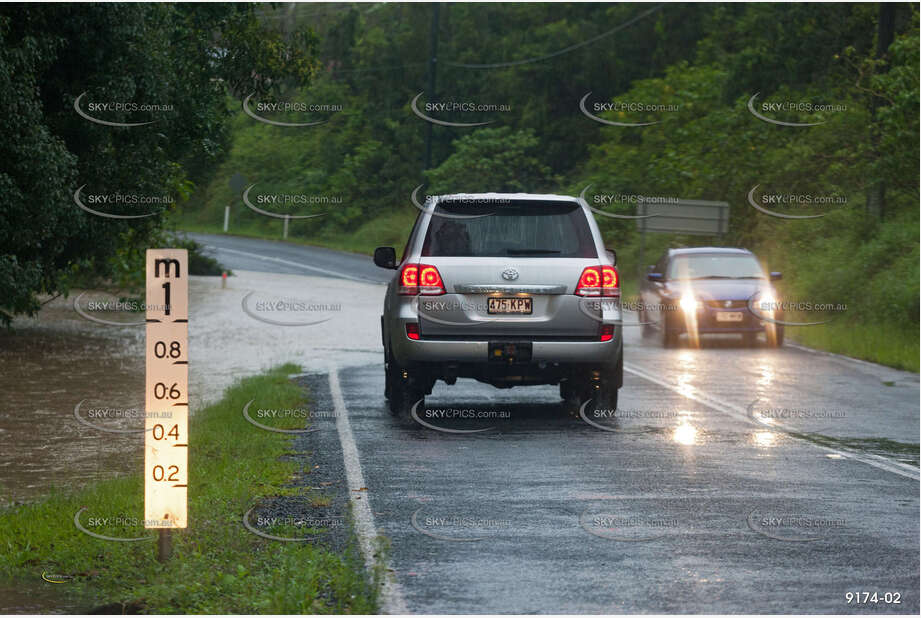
0 295 146 507
0 274 383 612
0 295 148 613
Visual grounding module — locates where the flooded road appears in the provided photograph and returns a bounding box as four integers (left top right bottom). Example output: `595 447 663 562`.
0 270 383 506
1 235 917 613
0 268 382 612
0 303 146 506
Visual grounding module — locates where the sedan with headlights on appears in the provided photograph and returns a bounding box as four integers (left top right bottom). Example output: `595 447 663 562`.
638 247 783 347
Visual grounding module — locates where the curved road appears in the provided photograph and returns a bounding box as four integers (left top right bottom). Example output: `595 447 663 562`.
192 232 919 614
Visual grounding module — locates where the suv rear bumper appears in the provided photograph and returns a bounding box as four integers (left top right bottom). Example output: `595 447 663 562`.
391 332 621 365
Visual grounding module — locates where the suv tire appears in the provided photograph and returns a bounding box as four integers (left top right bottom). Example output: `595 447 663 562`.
386 350 424 424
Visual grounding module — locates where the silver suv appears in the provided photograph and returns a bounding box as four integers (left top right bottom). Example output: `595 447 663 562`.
373 193 622 420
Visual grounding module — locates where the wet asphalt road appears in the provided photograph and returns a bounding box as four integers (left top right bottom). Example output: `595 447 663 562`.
196 232 919 614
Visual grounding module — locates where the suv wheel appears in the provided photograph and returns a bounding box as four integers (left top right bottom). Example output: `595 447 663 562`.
591 381 618 411
391 384 424 424
595 356 621 410
559 379 577 401
573 358 621 418
386 352 424 423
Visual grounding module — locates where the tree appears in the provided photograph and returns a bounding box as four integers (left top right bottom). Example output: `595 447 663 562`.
425 127 556 193
0 3 318 325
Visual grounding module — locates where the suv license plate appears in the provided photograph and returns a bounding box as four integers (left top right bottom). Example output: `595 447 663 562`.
487 297 532 314
716 311 744 322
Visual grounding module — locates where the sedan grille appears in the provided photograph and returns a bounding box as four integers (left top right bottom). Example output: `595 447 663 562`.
704 299 748 309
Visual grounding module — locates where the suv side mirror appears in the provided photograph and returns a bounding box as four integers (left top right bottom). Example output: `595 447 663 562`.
373 246 397 269
647 272 663 282
605 248 616 266
770 271 782 281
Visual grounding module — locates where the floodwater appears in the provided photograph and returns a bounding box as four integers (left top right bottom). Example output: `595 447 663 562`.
0 295 150 613
0 274 383 507
0 273 383 612
0 295 146 507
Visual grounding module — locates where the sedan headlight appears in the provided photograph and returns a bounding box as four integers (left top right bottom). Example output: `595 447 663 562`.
758 290 777 312
679 291 702 313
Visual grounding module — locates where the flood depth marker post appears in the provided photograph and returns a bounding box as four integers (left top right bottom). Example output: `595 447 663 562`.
145 249 189 561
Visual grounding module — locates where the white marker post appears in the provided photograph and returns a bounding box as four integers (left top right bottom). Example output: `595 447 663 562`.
145 249 189 561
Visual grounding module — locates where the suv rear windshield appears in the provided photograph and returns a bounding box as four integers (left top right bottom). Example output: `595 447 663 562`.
421 200 596 258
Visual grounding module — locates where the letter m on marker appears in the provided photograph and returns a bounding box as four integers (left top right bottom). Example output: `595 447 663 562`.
154 258 181 278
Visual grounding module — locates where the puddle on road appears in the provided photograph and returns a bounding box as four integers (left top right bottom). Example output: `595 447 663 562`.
0 322 145 506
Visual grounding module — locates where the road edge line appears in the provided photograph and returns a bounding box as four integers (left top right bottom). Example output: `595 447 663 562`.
328 369 409 614
623 363 919 481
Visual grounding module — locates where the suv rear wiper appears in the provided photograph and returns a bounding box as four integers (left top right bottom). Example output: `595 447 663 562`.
506 249 561 255
688 275 733 279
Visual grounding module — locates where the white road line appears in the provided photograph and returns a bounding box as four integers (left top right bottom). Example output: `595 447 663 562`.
328 369 408 614
624 362 920 481
203 244 384 284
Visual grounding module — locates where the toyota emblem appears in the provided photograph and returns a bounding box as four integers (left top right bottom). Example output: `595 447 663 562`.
501 268 519 281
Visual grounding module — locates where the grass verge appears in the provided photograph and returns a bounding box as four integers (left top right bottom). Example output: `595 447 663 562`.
786 321 919 373
0 364 377 613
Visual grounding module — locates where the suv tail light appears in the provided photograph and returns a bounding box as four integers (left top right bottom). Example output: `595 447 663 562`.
575 266 619 297
399 264 446 296
405 323 420 340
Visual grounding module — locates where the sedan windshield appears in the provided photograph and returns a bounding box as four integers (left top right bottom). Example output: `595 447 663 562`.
667 254 765 279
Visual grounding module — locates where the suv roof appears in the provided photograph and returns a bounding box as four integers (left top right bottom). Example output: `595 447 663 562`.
435 192 580 203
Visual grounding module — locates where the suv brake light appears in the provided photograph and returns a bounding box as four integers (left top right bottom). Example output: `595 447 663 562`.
575 266 619 297
399 263 446 295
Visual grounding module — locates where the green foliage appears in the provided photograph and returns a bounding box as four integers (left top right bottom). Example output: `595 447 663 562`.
571 8 919 365
0 14 76 323
0 4 318 325
183 3 724 239
426 127 557 193
135 3 921 367
868 19 921 194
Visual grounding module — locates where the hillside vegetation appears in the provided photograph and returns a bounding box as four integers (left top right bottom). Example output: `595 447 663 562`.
178 3 919 370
